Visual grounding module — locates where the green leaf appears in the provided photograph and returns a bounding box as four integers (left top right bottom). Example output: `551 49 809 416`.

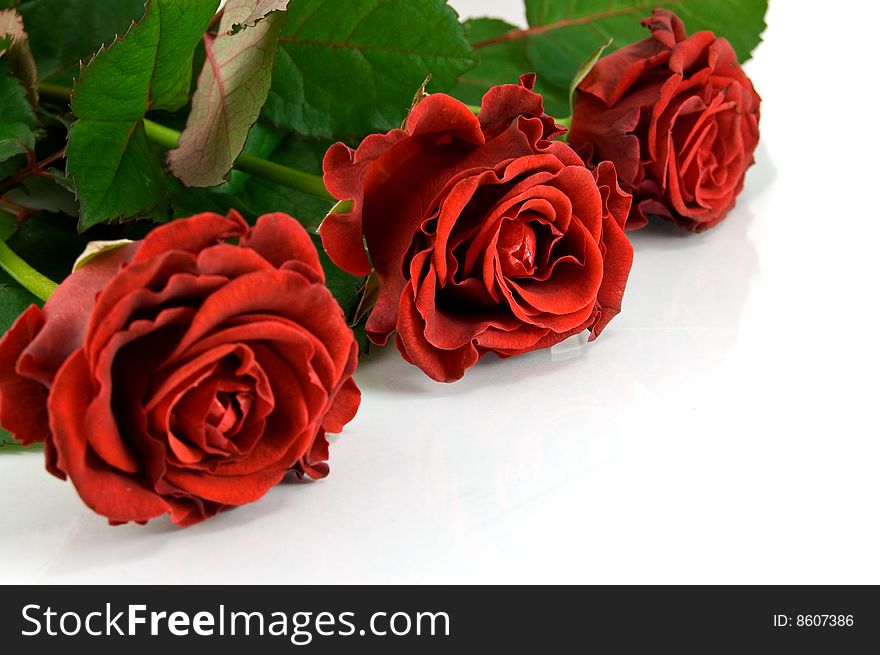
263 0 475 139
67 122 169 230
4 171 78 217
0 205 16 240
1 433 21 447
173 124 334 229
234 134 333 227
0 436 40 450
310 233 365 339
17 0 149 85
0 261 36 450
168 0 288 187
230 0 290 33
3 212 92 283
222 120 286 194
0 281 37 334
568 38 612 115
451 16 572 116
0 153 23 180
66 0 220 230
449 18 531 107
0 60 36 163
519 0 767 104
0 8 38 105
72 239 133 271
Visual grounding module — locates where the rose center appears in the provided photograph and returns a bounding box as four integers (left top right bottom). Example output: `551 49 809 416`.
497 220 537 277
164 363 264 464
208 389 253 436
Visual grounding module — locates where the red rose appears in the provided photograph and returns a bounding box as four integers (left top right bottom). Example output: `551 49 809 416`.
321 75 633 382
569 10 761 231
0 212 360 526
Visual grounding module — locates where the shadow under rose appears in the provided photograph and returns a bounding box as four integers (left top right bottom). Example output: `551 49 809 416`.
8 473 337 583
354 333 598 397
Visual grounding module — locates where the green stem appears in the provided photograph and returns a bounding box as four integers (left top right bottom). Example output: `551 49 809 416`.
142 120 332 200
38 83 334 202
0 238 58 302
238 151 333 201
140 119 180 151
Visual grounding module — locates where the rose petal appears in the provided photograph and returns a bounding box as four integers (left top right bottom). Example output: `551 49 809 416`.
48 350 168 524
241 213 324 281
396 283 479 382
479 74 565 142
88 306 195 474
132 211 248 263
406 93 485 144
0 305 49 446
19 243 137 387
591 213 634 338
322 374 360 434
295 429 330 480
163 462 287 505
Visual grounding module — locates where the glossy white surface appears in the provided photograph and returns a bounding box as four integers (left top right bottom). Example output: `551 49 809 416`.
2 1 878 584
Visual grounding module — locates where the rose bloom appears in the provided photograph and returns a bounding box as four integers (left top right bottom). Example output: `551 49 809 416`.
0 212 360 526
321 75 633 382
569 9 761 232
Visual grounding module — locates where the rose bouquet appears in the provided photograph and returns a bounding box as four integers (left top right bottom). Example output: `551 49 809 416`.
0 0 764 525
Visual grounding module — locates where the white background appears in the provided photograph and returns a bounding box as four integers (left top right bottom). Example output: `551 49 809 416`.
1 0 878 584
